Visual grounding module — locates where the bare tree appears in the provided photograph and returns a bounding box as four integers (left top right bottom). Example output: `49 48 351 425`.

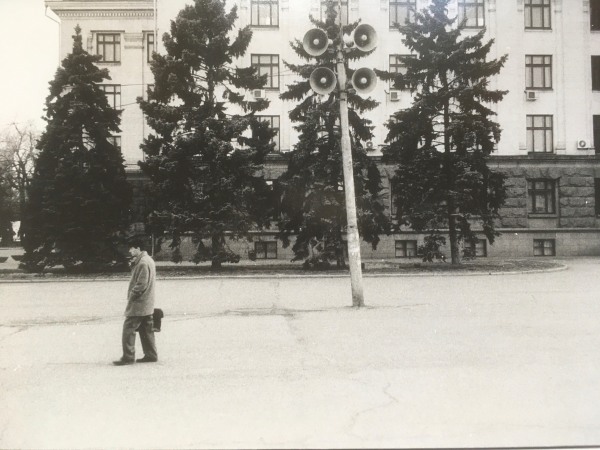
0 122 38 220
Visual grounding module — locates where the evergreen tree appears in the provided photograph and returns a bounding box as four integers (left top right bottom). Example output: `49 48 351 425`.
20 26 131 271
139 0 274 269
279 1 390 268
378 0 508 264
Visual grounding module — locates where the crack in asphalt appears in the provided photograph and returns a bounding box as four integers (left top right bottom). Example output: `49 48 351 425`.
3 316 120 329
0 326 27 343
346 380 400 441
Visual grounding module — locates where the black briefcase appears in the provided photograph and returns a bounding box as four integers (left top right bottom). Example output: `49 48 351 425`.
136 308 164 333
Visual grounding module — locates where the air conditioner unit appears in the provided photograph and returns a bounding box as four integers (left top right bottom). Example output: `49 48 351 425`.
389 90 401 102
577 139 591 149
252 89 266 99
525 90 537 101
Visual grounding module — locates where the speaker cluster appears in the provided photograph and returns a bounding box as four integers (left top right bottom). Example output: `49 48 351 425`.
302 24 378 96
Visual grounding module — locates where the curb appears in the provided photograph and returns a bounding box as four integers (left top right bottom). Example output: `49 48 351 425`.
0 263 568 283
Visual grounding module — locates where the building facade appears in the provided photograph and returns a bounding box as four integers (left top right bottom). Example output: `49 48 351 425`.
45 0 600 260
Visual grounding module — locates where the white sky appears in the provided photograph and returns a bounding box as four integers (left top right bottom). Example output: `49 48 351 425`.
0 0 59 132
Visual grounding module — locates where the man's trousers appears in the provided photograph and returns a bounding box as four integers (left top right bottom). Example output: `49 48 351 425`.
121 315 157 361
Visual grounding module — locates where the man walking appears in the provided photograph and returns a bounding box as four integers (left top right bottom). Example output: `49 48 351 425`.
113 238 158 365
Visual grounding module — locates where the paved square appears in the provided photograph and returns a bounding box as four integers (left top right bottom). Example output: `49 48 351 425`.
1 259 599 448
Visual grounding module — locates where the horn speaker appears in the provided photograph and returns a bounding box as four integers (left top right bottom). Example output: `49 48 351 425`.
310 67 337 95
351 67 377 95
302 28 330 57
353 24 377 52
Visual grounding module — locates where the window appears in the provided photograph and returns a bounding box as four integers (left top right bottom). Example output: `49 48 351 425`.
526 115 553 153
107 136 121 151
388 178 401 218
466 239 487 257
595 179 600 216
251 54 279 89
524 0 551 30
146 84 155 100
99 85 121 109
389 55 415 90
147 33 154 63
528 179 556 214
594 116 600 154
254 241 277 259
389 0 416 27
267 180 282 220
592 0 600 31
251 0 279 27
592 56 600 91
395 240 417 258
257 116 280 152
525 55 552 89
320 0 348 25
458 0 485 28
97 33 121 63
534 239 555 256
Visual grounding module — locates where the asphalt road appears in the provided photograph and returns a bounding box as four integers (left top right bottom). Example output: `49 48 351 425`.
1 259 599 449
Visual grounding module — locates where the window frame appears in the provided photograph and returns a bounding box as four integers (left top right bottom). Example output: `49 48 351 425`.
99 84 121 110
320 0 348 25
146 33 154 63
592 56 600 91
257 115 280 152
533 239 555 256
267 180 282 220
458 0 485 28
470 239 487 257
526 114 553 153
525 55 552 90
395 239 417 258
96 33 121 63
251 54 280 90
389 54 415 90
595 178 600 216
389 178 400 218
250 0 279 27
527 179 556 215
592 0 600 31
107 135 122 151
254 241 278 259
524 0 551 30
594 115 600 154
389 0 416 28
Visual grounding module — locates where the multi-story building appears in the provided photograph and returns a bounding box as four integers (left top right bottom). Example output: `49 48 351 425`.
45 0 600 260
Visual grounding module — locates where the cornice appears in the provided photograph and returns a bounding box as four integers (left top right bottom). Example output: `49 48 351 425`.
53 10 154 18
46 1 154 18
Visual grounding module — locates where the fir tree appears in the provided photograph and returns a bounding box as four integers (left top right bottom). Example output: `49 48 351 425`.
20 26 131 271
278 1 390 268
378 0 508 264
139 0 274 268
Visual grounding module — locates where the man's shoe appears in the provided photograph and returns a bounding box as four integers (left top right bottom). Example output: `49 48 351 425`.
113 358 135 366
136 356 157 363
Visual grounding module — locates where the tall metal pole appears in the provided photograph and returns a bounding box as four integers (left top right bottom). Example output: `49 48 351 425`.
336 1 365 307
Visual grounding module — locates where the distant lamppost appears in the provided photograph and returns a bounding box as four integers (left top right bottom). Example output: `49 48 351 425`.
302 1 378 307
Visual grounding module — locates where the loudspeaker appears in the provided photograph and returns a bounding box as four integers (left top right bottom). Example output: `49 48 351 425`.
353 24 377 52
351 67 377 95
302 28 330 57
309 67 337 95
